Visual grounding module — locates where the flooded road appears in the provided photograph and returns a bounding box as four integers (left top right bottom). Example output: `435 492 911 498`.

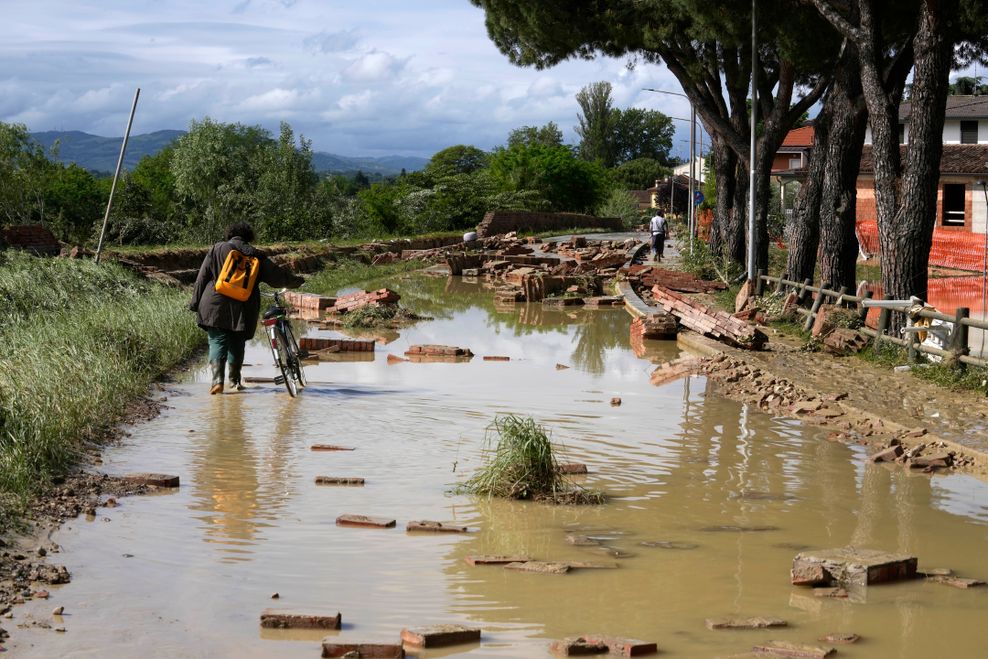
11 274 988 657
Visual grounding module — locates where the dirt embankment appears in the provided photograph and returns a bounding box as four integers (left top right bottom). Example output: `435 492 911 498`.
675 333 988 480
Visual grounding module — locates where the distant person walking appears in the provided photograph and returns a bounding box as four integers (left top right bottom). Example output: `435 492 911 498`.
189 222 304 395
649 211 668 262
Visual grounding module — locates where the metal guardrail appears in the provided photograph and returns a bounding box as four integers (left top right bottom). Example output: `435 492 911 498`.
755 271 988 370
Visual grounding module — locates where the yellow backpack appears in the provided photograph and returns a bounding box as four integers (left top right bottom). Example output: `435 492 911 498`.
214 245 260 302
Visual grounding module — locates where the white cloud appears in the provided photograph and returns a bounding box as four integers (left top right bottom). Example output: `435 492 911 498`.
342 50 406 82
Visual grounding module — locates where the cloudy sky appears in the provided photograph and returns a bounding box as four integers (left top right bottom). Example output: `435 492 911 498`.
0 0 705 159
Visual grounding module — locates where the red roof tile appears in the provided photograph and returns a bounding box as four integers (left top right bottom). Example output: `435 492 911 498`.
781 125 815 148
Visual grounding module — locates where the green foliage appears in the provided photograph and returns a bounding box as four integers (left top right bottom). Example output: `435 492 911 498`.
488 142 609 213
424 145 489 180
597 188 642 228
677 230 740 283
575 81 617 166
508 122 564 148
0 252 204 524
44 164 107 244
460 415 604 504
304 257 428 296
112 147 181 244
612 107 675 165
613 157 670 189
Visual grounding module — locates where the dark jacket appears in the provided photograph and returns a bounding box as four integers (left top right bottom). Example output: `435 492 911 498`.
189 237 303 336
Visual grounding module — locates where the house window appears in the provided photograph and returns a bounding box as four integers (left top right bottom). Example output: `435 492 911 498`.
789 157 802 169
942 184 966 226
960 120 979 144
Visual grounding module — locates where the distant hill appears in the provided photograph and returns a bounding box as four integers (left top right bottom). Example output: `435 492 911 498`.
30 130 428 176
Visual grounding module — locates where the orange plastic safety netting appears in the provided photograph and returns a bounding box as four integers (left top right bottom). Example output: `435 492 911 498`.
856 220 988 273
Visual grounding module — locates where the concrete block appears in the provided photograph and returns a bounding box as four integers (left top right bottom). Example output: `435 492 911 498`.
260 610 341 629
406 521 470 533
336 514 396 529
122 473 179 488
790 548 917 587
400 624 480 648
321 641 404 658
315 476 365 486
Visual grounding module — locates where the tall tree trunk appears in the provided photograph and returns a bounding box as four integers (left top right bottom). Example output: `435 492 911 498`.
881 0 954 304
818 50 867 293
726 163 748 268
710 136 737 258
785 112 829 284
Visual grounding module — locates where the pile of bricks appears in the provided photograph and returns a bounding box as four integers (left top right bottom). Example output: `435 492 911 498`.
332 288 401 313
623 265 726 294
651 285 766 350
630 314 678 341
282 291 335 312
405 345 474 357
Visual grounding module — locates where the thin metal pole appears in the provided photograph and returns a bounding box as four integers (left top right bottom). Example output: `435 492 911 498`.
94 87 140 264
689 104 696 254
747 0 758 282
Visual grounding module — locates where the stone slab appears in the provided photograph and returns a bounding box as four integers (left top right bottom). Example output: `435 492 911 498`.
791 548 918 587
400 624 481 648
705 617 788 630
336 514 396 529
504 561 570 575
260 610 341 630
121 473 179 488
751 641 835 658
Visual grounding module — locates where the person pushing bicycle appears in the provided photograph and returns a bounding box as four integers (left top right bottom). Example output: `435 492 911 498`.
189 221 304 394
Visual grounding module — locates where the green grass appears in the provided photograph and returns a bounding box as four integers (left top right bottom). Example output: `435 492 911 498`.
861 343 988 394
459 415 604 505
304 257 428 296
0 251 204 526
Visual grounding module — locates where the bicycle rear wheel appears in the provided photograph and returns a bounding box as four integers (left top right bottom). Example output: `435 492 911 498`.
284 323 307 388
274 325 298 397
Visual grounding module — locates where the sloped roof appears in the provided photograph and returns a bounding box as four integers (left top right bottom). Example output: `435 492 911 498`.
859 144 988 175
781 125 815 148
900 95 988 120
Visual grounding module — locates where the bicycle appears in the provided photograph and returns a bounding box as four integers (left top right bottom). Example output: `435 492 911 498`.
261 288 307 397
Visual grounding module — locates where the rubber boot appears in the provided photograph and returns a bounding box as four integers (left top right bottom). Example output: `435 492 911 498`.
228 362 245 392
209 360 225 395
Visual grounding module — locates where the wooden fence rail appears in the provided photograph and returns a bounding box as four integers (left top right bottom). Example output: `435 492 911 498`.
756 271 988 370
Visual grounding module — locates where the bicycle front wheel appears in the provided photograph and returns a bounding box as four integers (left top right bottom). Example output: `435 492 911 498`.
284 323 307 388
274 325 298 397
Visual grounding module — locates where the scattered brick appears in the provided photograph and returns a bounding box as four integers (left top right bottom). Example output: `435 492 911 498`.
283 291 335 312
652 285 766 349
311 445 356 451
907 453 953 469
405 344 474 357
321 641 405 658
705 617 788 630
331 288 401 313
581 636 658 657
819 633 860 645
259 610 341 629
791 548 917 587
121 473 179 488
751 641 835 658
465 555 531 566
406 521 470 533
387 354 410 364
610 397 622 406
563 561 619 570
556 363 571 370
558 463 588 475
868 445 904 463
483 355 511 361
400 624 481 648
927 575 985 588
504 561 571 575
550 637 610 655
300 337 375 353
336 514 396 529
812 587 848 599
315 476 365 486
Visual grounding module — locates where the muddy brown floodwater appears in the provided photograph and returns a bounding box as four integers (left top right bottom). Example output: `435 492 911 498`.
8 274 988 657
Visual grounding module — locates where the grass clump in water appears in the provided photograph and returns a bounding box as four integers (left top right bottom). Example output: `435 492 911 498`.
461 415 604 505
305 257 427 296
339 304 423 329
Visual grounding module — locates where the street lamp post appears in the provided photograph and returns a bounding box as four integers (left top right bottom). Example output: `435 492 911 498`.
748 0 758 282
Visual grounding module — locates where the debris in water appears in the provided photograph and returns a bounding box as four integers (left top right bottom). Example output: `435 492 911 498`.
751 640 835 657
335 514 396 529
121 473 179 488
259 610 341 629
819 632 860 645
504 561 571 575
610 397 622 406
405 521 471 533
705 617 787 630
400 624 481 648
321 641 404 658
311 444 356 451
465 555 531 566
51 606 64 616
791 548 917 587
314 476 365 486
550 637 609 655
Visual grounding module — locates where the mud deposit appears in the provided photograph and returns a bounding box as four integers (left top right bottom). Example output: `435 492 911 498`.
6 275 988 657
